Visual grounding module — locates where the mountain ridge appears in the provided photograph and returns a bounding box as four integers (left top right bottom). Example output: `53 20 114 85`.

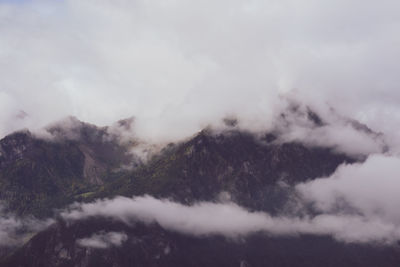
0 112 396 266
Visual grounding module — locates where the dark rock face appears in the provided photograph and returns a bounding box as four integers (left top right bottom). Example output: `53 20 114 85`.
3 218 400 267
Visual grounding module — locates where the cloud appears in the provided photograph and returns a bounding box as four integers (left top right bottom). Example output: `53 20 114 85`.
0 0 400 150
271 99 386 156
280 123 384 156
77 231 128 249
61 195 400 244
297 154 400 224
0 205 54 247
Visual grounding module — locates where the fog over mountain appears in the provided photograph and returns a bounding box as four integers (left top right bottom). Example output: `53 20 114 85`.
1 0 400 266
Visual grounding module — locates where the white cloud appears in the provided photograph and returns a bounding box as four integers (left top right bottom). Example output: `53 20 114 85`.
61 195 400 244
77 231 128 249
272 100 386 156
0 205 54 247
297 154 400 224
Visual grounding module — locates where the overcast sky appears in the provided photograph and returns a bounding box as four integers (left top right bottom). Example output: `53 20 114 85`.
0 0 399 141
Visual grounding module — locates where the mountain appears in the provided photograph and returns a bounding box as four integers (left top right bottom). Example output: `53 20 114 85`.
0 113 398 266
0 117 135 217
93 129 353 213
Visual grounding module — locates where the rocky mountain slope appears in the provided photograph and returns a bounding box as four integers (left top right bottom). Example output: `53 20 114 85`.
94 129 353 214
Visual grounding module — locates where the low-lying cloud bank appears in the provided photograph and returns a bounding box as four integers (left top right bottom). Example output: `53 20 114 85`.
77 231 128 249
61 194 400 244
